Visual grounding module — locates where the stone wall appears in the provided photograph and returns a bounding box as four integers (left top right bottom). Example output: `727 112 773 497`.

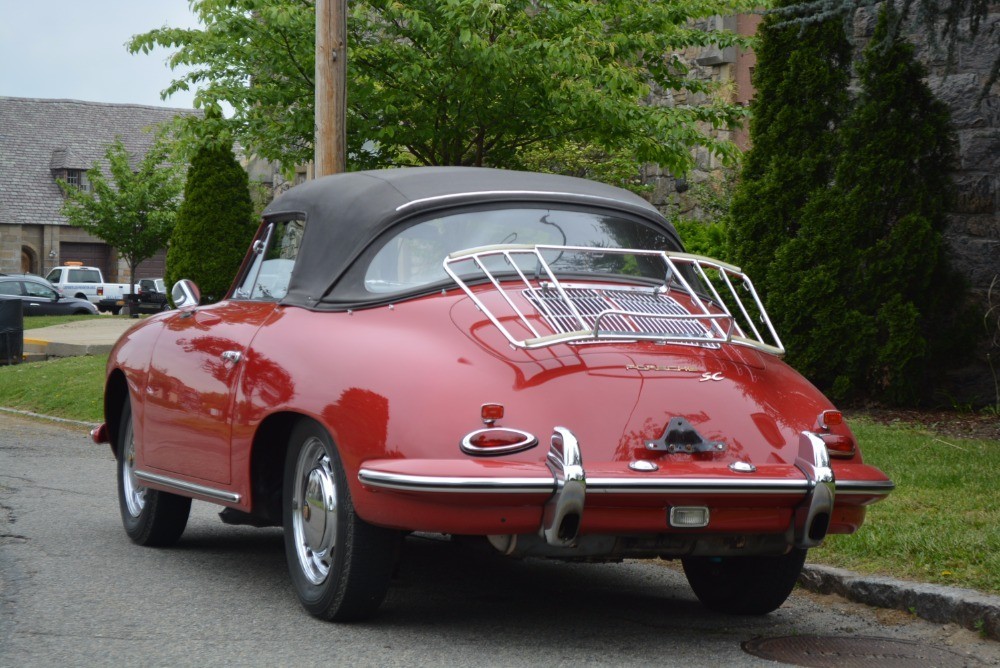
852 5 1000 403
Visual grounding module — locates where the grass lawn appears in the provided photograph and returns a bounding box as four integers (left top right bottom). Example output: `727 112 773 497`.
809 419 999 595
0 354 996 594
0 354 106 423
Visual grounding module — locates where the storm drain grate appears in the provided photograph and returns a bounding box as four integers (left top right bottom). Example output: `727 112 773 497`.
742 635 981 667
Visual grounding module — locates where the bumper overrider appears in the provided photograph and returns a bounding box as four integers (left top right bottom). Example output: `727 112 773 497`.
357 428 893 552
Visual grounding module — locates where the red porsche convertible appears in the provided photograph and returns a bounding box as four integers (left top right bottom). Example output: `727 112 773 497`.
92 167 893 621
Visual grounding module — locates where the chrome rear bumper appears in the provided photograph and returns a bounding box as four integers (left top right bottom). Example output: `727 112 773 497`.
358 428 892 549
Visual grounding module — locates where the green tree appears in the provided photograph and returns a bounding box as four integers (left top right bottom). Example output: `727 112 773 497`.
129 0 755 174
726 1 852 285
167 141 256 303
60 135 183 298
766 6 968 404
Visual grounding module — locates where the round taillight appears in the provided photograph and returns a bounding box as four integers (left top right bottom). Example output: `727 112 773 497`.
460 428 538 456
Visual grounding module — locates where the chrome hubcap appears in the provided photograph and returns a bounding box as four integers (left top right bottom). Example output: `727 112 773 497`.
121 419 146 517
292 437 338 585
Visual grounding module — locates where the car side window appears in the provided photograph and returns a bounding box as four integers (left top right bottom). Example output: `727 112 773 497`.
46 269 61 283
24 281 56 299
234 218 305 301
0 281 21 296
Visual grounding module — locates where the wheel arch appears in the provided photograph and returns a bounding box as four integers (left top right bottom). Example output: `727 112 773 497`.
248 411 315 525
104 368 129 458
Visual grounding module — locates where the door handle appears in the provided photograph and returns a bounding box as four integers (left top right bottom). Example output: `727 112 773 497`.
220 350 243 364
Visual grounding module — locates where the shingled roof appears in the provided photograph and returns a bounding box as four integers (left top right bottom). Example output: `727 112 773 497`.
0 97 201 227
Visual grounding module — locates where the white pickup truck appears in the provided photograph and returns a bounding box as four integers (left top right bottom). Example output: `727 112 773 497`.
45 263 135 314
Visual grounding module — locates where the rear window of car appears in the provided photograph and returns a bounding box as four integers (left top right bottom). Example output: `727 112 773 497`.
0 280 21 296
363 207 680 294
67 269 101 283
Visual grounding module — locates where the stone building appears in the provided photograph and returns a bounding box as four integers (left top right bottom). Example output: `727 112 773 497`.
0 97 200 281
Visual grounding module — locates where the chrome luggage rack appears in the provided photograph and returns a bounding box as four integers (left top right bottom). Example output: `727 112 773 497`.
442 244 785 356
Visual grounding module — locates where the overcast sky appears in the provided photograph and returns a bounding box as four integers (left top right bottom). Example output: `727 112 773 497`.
1 1 201 109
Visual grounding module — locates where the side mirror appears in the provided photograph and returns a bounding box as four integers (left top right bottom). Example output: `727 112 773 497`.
171 279 201 309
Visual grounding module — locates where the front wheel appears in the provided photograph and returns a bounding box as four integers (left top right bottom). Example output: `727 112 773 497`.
282 420 400 621
117 399 191 546
681 548 807 615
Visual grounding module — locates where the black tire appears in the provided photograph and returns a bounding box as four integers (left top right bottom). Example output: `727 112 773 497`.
681 548 807 615
116 400 191 546
112 306 122 315
282 420 401 621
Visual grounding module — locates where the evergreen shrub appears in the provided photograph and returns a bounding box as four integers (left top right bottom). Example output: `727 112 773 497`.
763 6 972 404
167 143 256 303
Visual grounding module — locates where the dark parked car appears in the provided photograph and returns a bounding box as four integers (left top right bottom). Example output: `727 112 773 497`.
108 278 171 315
0 274 98 316
137 278 170 312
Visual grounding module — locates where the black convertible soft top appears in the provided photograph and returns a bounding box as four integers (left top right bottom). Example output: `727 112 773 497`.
261 167 683 310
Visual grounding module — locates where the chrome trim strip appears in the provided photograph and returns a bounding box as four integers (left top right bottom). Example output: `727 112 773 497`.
134 470 241 503
835 480 895 495
359 469 810 495
396 191 633 212
586 477 810 494
358 468 554 494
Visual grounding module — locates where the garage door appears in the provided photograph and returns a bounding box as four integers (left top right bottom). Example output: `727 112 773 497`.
60 242 111 279
135 249 167 280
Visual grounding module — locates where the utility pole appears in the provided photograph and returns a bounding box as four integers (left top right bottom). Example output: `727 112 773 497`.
315 0 346 176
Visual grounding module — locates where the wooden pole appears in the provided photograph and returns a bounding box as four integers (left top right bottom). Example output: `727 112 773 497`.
315 0 346 176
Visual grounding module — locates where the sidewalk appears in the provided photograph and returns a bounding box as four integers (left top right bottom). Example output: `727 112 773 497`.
22 317 139 359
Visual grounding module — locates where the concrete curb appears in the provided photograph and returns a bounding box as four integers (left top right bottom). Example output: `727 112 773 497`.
800 564 1000 640
0 406 98 428
22 338 114 358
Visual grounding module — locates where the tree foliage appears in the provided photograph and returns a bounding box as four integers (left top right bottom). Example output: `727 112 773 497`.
129 0 757 174
760 6 970 404
726 0 852 285
59 135 183 295
166 142 256 303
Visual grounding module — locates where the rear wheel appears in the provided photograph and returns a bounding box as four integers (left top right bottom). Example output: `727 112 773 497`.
117 400 191 546
282 420 400 621
682 548 807 615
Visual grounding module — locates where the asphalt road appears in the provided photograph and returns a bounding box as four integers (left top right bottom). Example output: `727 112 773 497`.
1 412 997 667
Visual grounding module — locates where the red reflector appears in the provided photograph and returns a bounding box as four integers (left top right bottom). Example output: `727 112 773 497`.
470 430 523 449
822 434 856 456
821 410 843 427
481 403 504 424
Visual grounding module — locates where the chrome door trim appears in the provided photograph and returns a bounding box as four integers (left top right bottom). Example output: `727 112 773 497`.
134 470 241 503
